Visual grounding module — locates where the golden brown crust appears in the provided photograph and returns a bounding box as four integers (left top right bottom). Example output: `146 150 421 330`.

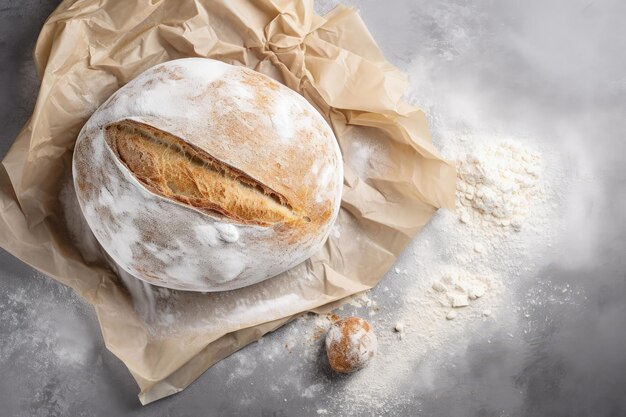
189 68 336 229
327 317 374 373
104 119 309 226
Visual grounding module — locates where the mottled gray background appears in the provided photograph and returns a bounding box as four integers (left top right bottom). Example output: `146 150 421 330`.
1 0 625 416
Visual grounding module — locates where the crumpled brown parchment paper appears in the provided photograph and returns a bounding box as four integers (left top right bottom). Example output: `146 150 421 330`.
0 0 455 404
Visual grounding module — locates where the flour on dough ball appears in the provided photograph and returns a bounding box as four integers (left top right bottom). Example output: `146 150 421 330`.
325 317 377 373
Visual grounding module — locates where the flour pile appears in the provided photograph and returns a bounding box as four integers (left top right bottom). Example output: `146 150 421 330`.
456 141 542 232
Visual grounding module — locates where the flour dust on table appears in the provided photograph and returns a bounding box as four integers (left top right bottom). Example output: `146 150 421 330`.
456 140 542 233
221 126 566 414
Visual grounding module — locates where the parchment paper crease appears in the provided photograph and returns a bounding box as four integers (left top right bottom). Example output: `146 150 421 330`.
0 0 455 404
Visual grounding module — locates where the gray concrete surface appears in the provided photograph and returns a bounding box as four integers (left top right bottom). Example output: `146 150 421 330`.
1 0 626 416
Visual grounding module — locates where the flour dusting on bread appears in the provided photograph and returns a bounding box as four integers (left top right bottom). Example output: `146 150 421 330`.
73 58 343 291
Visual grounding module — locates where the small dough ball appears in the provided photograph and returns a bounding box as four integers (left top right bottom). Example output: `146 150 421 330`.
325 317 377 373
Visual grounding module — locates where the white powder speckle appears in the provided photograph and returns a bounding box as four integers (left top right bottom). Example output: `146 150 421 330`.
271 96 296 140
431 281 447 293
449 293 470 308
343 126 393 179
215 223 240 243
302 383 324 398
0 277 96 370
456 140 543 233
331 223 342 239
195 224 220 247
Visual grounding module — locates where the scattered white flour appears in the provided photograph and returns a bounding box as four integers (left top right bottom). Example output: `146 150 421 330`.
432 268 495 309
58 170 104 263
0 283 95 369
332 133 559 411
456 140 542 232
231 127 565 415
343 125 394 179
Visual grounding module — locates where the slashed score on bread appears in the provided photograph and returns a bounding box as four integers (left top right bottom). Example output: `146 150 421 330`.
72 58 343 291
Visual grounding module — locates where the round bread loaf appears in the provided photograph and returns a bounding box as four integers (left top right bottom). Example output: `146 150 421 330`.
326 317 377 373
72 58 343 292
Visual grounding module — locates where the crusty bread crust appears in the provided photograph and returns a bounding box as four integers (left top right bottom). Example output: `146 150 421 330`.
106 119 306 226
72 58 343 291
